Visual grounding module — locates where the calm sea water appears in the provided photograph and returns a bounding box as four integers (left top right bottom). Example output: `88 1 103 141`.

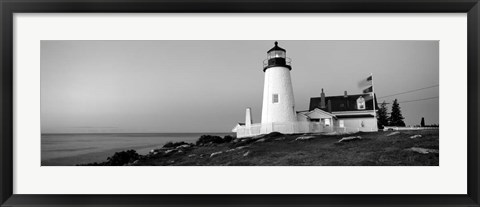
41 133 233 166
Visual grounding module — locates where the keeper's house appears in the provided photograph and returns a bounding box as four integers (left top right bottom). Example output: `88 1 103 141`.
299 89 378 133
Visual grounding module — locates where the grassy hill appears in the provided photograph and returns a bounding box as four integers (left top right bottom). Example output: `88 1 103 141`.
122 129 438 166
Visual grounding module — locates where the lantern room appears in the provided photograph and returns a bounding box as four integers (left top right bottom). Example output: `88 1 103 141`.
263 41 292 71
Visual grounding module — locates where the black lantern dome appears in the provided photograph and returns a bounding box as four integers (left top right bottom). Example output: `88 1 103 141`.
263 41 291 72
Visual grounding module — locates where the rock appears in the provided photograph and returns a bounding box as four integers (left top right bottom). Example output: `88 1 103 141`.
150 149 162 153
387 131 400 136
176 144 192 149
188 154 196 157
165 149 174 154
295 136 315 141
210 151 223 157
226 146 248 153
410 135 422 139
253 134 264 139
255 138 266 143
338 136 362 142
243 151 250 157
274 137 286 141
407 147 439 154
324 131 355 136
177 150 184 153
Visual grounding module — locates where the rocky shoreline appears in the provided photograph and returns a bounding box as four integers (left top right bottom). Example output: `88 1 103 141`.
78 130 439 166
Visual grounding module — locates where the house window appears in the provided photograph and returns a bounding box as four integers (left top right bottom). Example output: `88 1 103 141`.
272 94 279 103
339 120 344 127
324 118 331 126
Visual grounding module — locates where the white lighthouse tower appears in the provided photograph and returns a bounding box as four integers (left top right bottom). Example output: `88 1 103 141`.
261 42 297 133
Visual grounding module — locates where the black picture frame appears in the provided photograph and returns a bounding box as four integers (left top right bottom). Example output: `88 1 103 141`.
1 0 479 206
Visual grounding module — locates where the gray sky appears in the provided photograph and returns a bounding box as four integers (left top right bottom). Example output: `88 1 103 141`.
41 40 439 133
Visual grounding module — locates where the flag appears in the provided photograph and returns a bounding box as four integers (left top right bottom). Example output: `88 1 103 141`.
360 75 376 113
363 86 373 93
364 92 374 101
358 75 373 88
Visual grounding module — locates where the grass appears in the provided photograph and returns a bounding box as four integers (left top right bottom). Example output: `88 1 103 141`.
133 129 439 166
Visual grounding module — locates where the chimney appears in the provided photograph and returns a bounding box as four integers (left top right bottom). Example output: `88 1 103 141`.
327 100 332 113
344 91 349 108
320 88 326 109
245 108 252 127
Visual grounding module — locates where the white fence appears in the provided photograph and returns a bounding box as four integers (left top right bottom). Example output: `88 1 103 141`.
235 121 359 138
383 126 439 131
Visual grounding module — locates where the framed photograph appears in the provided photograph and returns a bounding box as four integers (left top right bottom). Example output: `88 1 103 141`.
1 0 479 206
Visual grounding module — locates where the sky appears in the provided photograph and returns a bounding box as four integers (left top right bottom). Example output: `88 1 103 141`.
41 40 439 133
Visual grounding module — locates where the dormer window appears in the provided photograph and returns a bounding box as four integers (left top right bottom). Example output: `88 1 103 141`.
357 96 365 110
357 96 366 110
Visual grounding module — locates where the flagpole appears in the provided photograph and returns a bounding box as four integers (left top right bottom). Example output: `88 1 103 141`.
370 73 377 130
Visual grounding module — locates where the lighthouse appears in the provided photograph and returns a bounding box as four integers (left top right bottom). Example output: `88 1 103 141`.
261 41 297 132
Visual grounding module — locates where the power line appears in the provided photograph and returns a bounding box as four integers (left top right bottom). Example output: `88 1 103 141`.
399 96 439 104
382 96 439 104
378 84 439 99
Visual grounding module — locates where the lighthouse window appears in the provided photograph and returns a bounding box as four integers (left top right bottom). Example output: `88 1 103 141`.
272 94 279 103
268 51 286 59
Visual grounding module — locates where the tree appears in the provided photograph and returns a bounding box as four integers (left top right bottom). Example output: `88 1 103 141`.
377 101 389 129
388 99 406 126
420 117 425 127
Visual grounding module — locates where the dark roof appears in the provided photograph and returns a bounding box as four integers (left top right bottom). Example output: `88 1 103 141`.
267 41 286 53
309 93 379 112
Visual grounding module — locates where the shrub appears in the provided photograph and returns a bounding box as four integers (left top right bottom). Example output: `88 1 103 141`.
106 149 140 166
263 132 284 139
196 135 224 145
163 141 189 148
223 135 234 143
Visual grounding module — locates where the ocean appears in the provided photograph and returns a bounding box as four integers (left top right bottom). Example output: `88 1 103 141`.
41 133 233 166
